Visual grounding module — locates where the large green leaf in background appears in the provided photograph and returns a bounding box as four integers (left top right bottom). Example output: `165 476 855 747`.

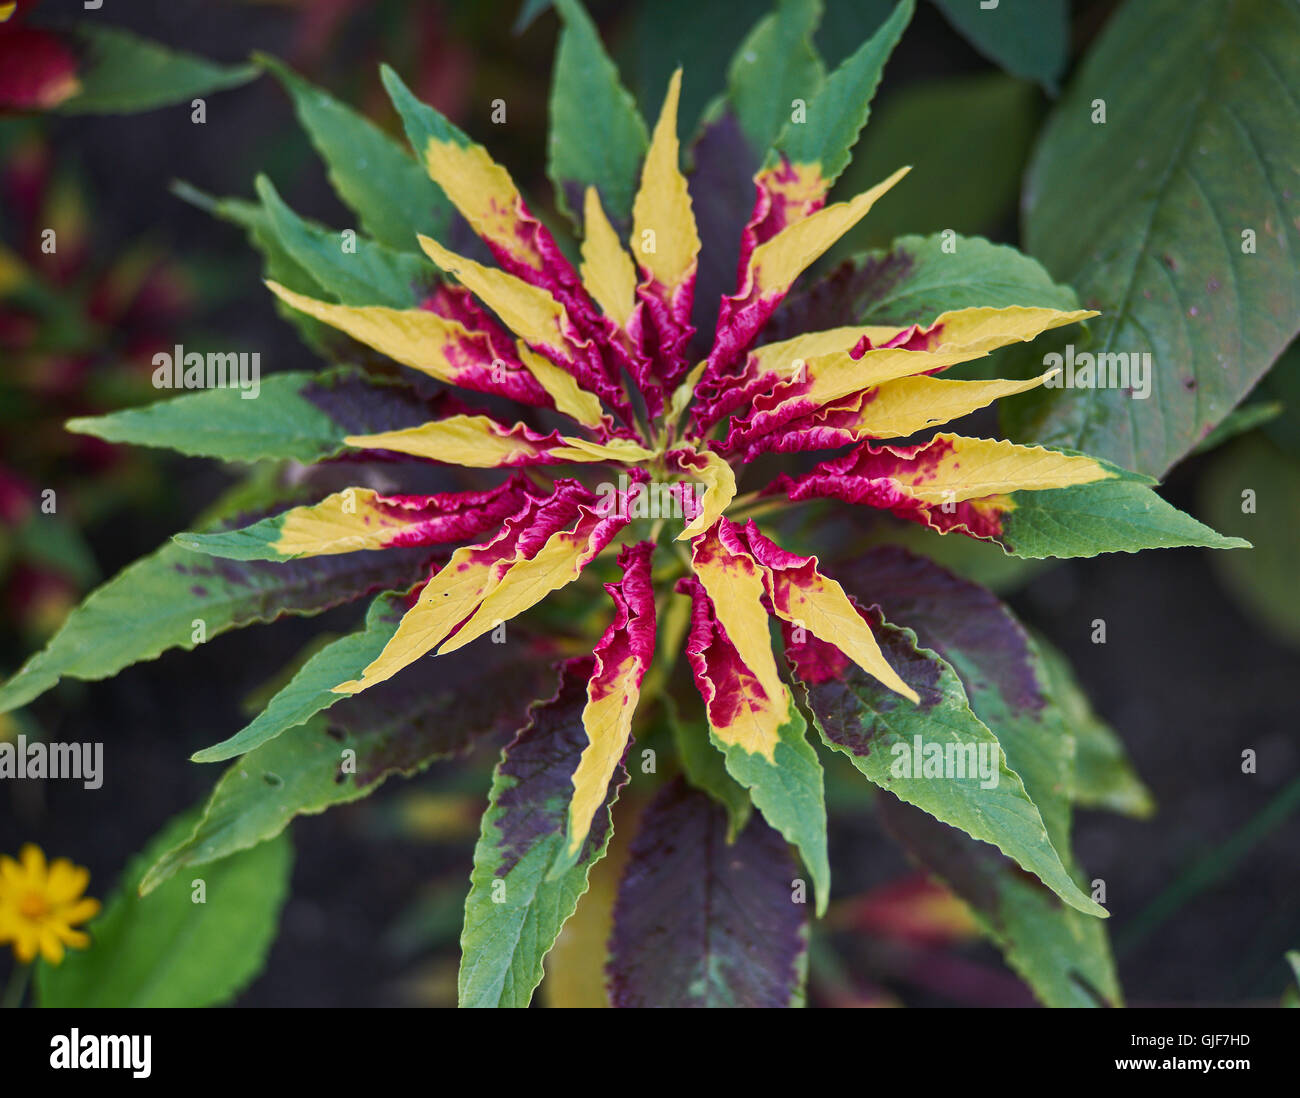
549 0 648 230
38 813 291 1007
930 0 1068 92
1012 0 1300 477
58 25 257 114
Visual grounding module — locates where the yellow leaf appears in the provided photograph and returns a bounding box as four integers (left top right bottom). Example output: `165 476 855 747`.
265 281 495 385
674 449 737 541
630 69 700 291
345 415 554 467
333 550 506 694
761 561 919 704
417 234 571 352
888 434 1113 504
580 186 637 326
515 341 606 428
807 372 1053 441
691 534 786 718
437 523 608 654
419 135 548 274
566 655 642 857
746 166 909 295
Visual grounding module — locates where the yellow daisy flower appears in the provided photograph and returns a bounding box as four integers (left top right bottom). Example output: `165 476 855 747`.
0 844 99 965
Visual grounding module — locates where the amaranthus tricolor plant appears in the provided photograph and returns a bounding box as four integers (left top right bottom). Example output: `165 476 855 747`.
1 0 1249 1007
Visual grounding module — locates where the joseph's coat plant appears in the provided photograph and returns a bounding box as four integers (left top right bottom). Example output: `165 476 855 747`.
0 0 1252 1007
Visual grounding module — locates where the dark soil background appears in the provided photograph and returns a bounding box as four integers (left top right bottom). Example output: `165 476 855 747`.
1 0 1296 1006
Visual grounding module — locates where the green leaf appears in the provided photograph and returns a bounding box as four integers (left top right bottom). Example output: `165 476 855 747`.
515 0 554 33
67 366 450 464
930 0 1068 92
1033 634 1154 818
171 180 343 353
1015 0 1300 476
607 778 809 1007
254 176 434 308
727 0 826 158
773 232 1080 331
827 73 1038 258
0 486 437 715
708 691 830 916
142 642 548 894
549 0 649 230
57 26 257 114
459 658 625 1008
988 456 1250 559
38 812 290 1007
773 0 913 182
1200 434 1300 647
257 53 453 251
1192 401 1283 456
879 796 1118 1007
666 697 752 840
191 590 409 763
380 63 473 165
835 547 1122 1005
790 608 1104 918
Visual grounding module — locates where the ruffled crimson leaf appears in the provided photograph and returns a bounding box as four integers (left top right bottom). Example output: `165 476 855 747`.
763 233 1083 377
774 435 1247 558
67 366 454 464
459 658 628 1008
607 778 808 1008
560 543 656 867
